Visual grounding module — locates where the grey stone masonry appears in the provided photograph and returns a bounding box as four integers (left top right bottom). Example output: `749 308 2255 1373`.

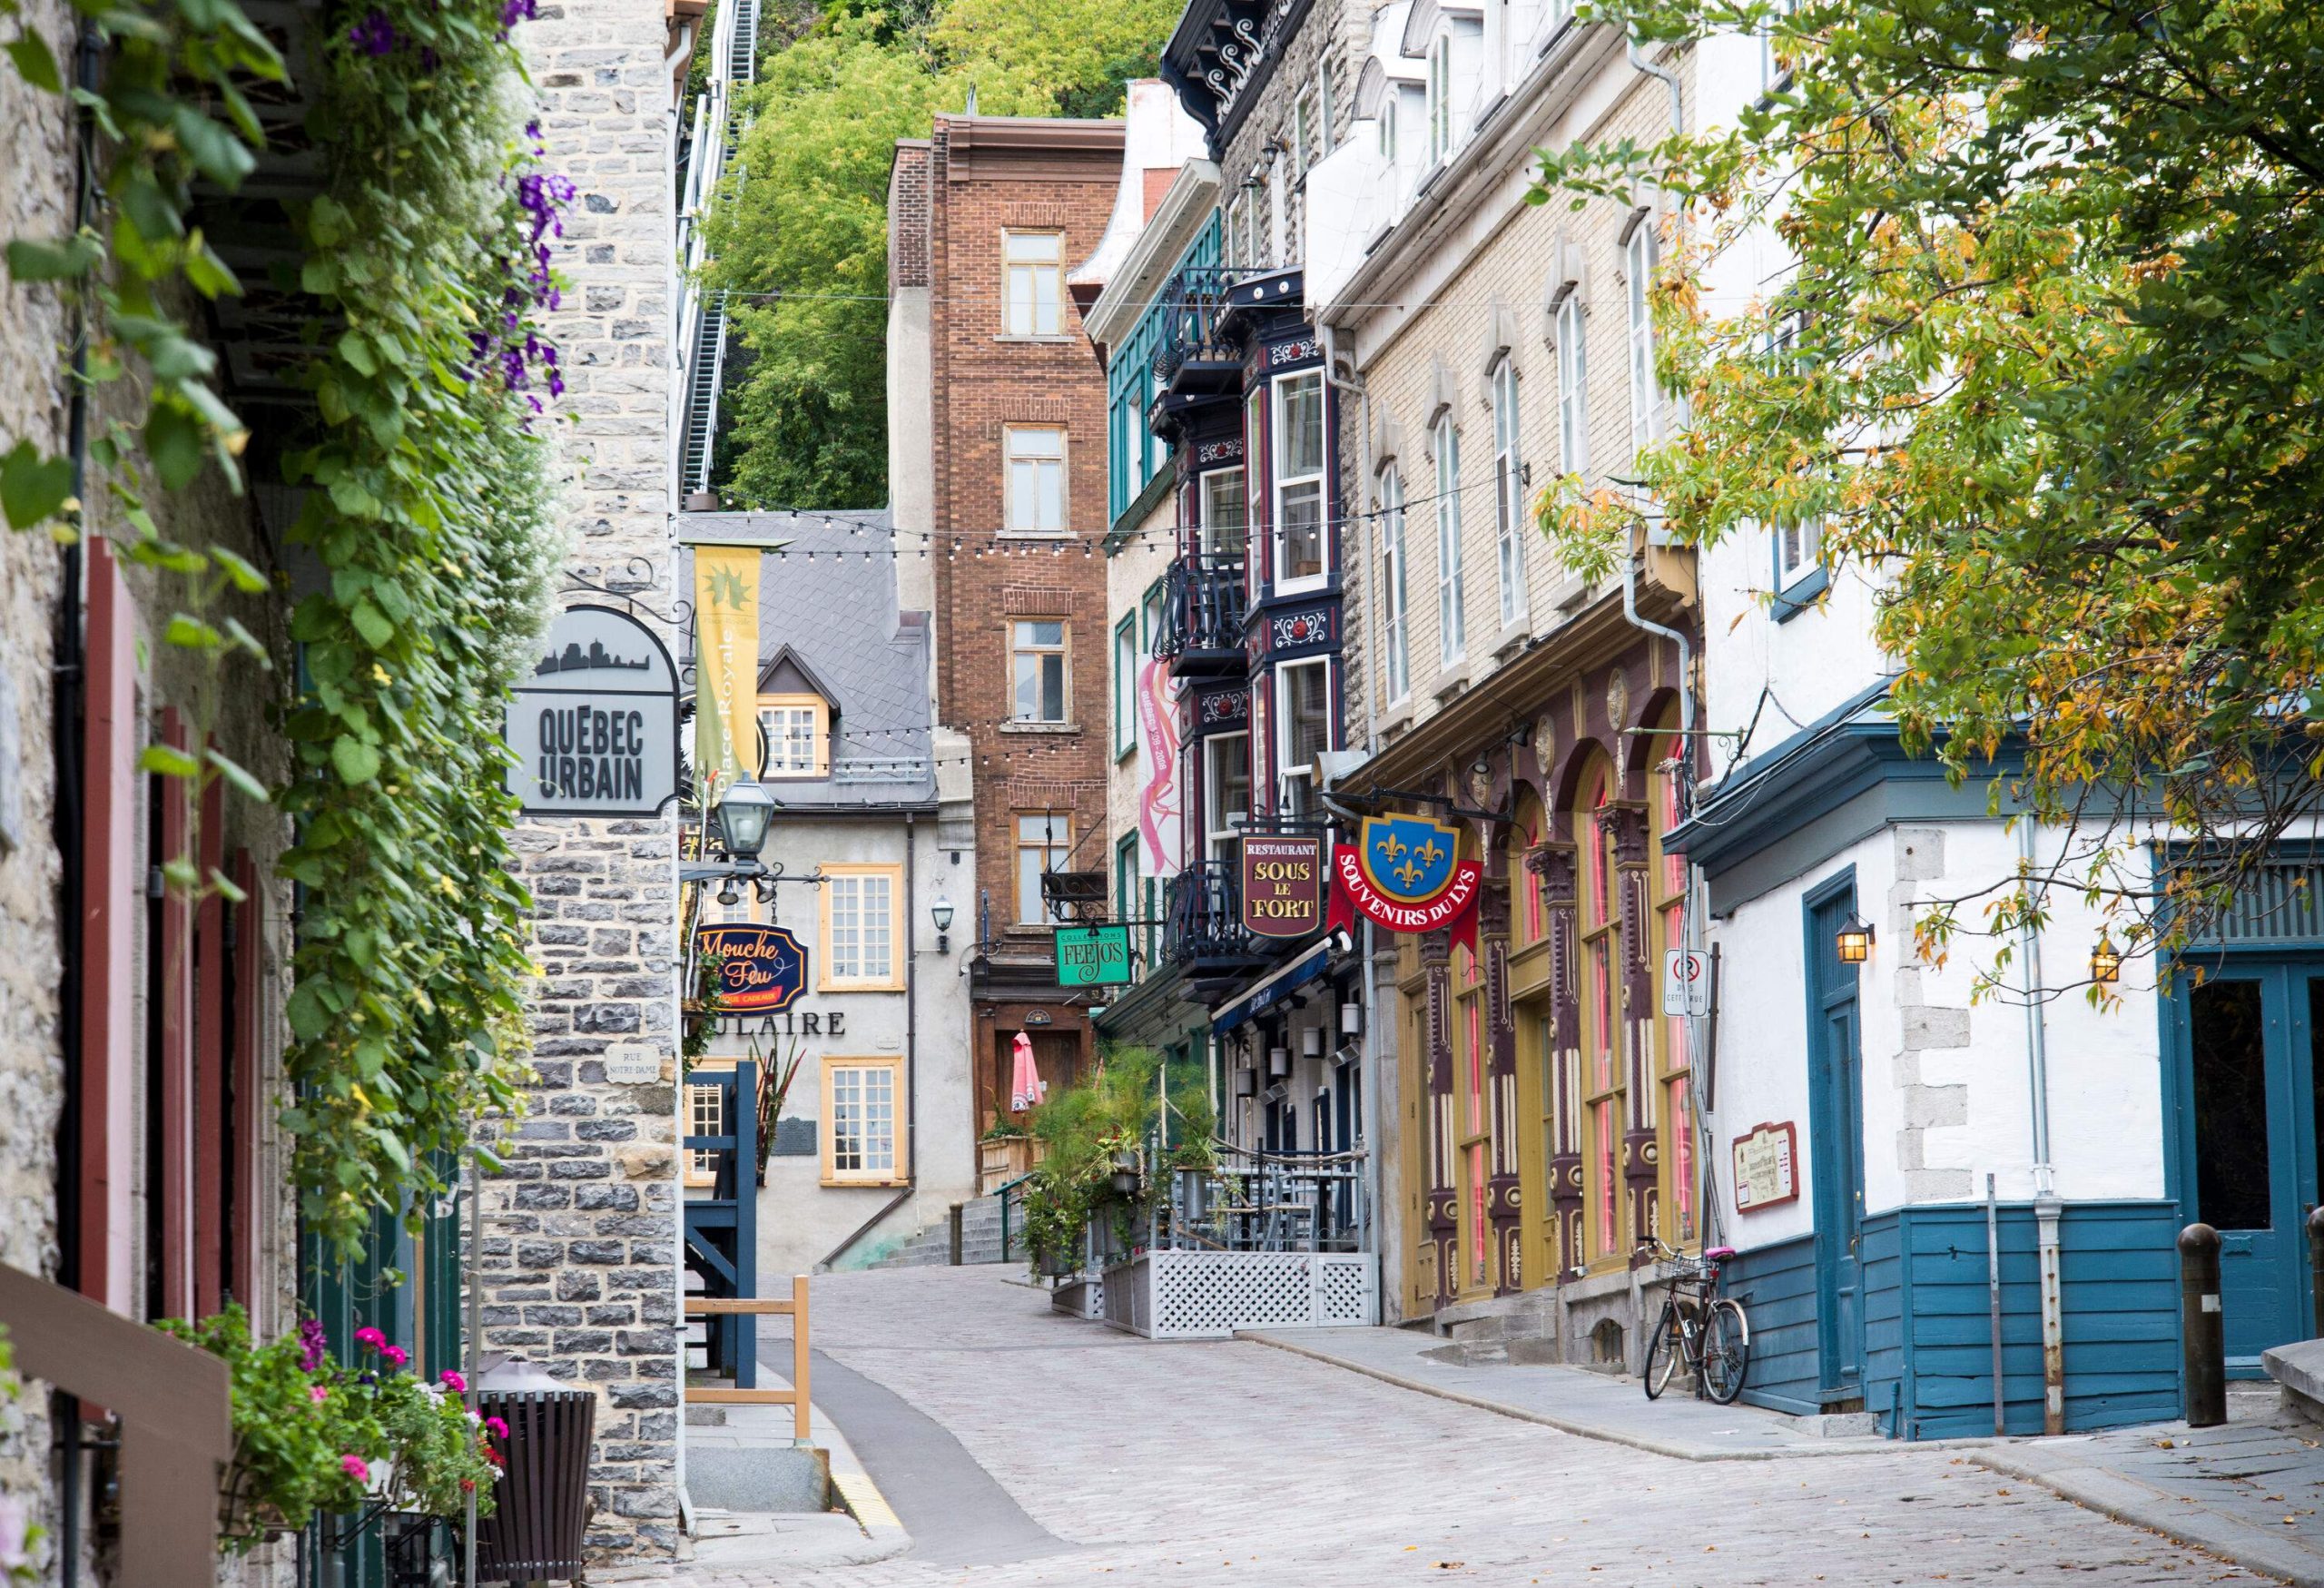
491 0 678 1567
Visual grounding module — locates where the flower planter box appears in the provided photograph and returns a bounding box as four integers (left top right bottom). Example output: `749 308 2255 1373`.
1049 1273 1105 1320
977 1134 1043 1196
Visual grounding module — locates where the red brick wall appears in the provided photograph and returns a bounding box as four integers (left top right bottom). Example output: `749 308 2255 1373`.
925 115 1123 942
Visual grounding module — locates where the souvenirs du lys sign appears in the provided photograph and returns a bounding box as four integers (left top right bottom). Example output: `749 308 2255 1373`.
1326 814 1482 952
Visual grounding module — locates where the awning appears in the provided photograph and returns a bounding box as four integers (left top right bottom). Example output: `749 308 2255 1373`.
1209 931 1349 1036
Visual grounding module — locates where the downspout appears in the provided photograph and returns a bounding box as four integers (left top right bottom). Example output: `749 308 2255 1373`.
55 25 102 1588
2019 814 2065 1435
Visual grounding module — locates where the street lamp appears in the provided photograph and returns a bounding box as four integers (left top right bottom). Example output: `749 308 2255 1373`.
1835 912 1874 965
931 894 954 955
714 778 775 861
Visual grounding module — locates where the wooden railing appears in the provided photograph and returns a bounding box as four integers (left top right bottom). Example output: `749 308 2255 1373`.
684 1274 811 1442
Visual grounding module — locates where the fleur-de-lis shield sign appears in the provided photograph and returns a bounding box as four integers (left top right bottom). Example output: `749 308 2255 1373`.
1358 814 1460 906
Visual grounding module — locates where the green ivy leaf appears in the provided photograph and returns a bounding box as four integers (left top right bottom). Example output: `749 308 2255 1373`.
331 736 381 784
138 742 202 778
5 29 61 93
0 439 73 528
145 402 205 491
349 598 394 646
5 234 99 281
205 746 270 804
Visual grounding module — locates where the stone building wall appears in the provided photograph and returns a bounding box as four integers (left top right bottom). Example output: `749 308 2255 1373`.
486 0 680 1564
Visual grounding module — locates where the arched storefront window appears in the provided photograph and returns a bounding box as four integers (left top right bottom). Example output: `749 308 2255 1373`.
1453 831 1487 1292
1580 759 1621 1263
1645 714 1697 1247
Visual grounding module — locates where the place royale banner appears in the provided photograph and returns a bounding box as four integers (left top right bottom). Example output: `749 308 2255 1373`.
1325 813 1482 953
507 604 680 817
692 542 765 803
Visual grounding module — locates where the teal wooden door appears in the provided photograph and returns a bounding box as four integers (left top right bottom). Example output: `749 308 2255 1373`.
2173 963 2324 1375
1807 878 1866 1403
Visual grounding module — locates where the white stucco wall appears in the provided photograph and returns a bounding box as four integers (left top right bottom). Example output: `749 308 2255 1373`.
1705 817 2170 1261
705 813 973 1279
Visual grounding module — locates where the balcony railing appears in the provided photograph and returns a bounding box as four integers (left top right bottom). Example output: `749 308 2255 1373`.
1151 267 1245 396
1166 860 1270 987
1155 554 1247 674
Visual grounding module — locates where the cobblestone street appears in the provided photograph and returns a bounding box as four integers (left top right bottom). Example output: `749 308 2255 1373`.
681 1268 2274 1588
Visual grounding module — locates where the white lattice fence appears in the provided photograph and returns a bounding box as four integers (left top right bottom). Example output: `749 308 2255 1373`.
1050 1273 1105 1320
1100 1251 1377 1339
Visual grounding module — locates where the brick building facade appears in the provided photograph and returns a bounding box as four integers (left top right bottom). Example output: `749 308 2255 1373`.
889 115 1125 1134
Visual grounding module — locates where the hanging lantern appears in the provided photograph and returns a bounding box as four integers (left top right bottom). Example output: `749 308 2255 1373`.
1835 912 1874 964
2090 934 2122 984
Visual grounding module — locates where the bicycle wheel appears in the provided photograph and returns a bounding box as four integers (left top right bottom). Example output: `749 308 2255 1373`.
1642 1300 1682 1400
1701 1298 1751 1405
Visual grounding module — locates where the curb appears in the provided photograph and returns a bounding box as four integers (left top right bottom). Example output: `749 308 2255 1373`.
1235 1329 1929 1463
1973 1448 2318 1587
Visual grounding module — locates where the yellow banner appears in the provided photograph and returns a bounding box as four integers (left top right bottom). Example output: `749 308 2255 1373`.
694 545 761 803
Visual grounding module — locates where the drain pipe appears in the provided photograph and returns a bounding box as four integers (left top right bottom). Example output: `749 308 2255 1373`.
2018 814 2065 1434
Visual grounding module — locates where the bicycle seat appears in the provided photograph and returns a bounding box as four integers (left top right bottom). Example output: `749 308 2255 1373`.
1704 1245 1737 1260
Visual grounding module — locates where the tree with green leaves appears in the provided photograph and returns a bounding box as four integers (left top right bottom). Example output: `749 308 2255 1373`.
698 0 1176 509
1533 0 2324 985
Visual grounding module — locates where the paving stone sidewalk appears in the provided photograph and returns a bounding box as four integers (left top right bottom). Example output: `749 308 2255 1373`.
1974 1386 2324 1588
677 1267 2280 1587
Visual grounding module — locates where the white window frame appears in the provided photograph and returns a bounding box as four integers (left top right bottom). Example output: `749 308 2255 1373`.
1016 812 1071 926
1379 93 1398 163
1434 415 1467 664
757 694 828 779
1275 657 1333 820
1003 425 1068 535
1490 356 1528 629
1625 222 1663 456
820 864 901 990
1378 465 1410 705
1113 613 1138 759
1001 230 1064 337
1292 85 1319 178
1776 518 1825 591
1205 730 1250 864
1427 34 1453 165
1200 465 1247 560
1554 292 1588 476
1009 619 1069 724
1272 370 1328 596
684 1081 724 1187
821 1056 902 1186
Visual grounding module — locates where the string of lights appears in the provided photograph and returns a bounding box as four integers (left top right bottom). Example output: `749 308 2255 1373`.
689 466 1517 557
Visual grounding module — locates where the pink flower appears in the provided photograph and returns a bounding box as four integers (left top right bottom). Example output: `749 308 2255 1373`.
379 1346 409 1369
310 1386 330 1405
353 1327 386 1352
341 1455 370 1484
439 1369 467 1394
484 1416 509 1439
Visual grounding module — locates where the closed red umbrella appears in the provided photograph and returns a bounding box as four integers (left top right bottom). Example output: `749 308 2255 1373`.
1009 1031 1047 1112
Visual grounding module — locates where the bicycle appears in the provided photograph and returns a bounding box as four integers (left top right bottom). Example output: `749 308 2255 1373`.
1637 1237 1750 1405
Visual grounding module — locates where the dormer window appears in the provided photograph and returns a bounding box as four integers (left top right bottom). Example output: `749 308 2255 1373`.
756 645 839 778
1427 34 1452 164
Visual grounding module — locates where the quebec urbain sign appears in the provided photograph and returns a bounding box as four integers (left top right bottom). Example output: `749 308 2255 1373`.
507 605 680 817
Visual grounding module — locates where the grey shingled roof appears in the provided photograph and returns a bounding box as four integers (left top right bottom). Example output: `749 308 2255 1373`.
687 508 934 809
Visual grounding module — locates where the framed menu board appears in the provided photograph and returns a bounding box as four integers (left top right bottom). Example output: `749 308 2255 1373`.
1731 1121 1799 1213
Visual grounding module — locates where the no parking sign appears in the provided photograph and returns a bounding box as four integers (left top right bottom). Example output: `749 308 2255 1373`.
1661 947 1711 1018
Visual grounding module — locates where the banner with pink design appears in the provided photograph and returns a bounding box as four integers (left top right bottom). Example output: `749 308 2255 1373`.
1135 655 1183 877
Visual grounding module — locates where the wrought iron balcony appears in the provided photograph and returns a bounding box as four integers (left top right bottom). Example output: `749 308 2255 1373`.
1166 860 1271 991
1151 267 1245 399
1155 554 1247 676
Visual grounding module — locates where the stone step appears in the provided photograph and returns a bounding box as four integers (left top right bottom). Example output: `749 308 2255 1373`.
2262 1339 2324 1425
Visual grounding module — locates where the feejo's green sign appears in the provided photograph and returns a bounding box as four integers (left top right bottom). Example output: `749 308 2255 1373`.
1054 923 1133 987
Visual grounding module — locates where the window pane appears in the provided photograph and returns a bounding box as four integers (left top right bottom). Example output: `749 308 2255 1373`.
1040 655 1065 720
1280 480 1324 580
1005 232 1059 262
1280 374 1324 476
1285 665 1329 768
1203 469 1247 558
2191 980 2271 1231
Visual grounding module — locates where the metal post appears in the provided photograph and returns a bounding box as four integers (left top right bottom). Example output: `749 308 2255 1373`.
2179 1223 2225 1428
948 1202 963 1266
1986 1174 2004 1435
464 1144 481 1587
2309 1207 2324 1342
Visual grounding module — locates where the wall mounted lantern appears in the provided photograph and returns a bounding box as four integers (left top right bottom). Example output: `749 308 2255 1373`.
1835 912 1875 964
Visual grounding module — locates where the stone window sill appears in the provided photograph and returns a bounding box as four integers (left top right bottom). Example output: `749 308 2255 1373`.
1000 720 1081 735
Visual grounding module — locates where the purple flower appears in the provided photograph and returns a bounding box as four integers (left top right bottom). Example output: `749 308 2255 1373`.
348 9 397 55
298 1318 330 1373
497 0 536 35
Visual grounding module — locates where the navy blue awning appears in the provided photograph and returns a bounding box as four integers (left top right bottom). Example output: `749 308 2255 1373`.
1208 931 1347 1036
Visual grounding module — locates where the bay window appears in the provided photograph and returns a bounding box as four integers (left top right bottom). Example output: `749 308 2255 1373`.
1276 658 1332 819
1273 370 1326 590
1205 731 1250 863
